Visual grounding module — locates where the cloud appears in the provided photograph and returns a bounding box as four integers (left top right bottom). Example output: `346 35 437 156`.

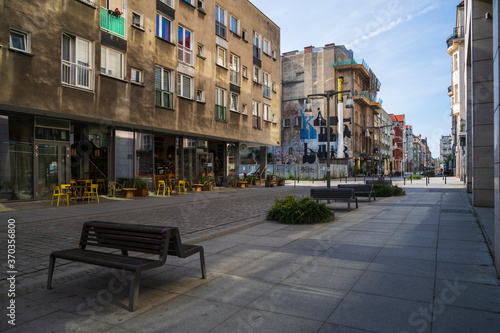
348 3 440 48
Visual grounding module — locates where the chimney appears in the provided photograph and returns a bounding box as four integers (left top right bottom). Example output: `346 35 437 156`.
304 46 314 53
324 43 336 48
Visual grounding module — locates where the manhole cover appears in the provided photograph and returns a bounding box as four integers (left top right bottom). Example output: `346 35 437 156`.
441 209 471 214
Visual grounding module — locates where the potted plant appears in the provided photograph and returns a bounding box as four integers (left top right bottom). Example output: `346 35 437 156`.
134 177 149 196
109 8 123 17
265 174 276 187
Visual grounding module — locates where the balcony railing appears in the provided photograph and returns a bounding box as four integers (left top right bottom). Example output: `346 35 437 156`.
263 85 271 99
62 60 93 89
215 104 227 121
230 69 240 86
101 7 125 38
156 89 173 109
446 26 464 48
352 91 383 105
215 21 226 39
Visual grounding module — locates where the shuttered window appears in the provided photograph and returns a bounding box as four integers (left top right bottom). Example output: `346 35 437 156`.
177 73 192 99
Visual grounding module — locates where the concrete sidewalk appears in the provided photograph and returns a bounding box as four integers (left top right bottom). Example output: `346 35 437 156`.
1 179 500 332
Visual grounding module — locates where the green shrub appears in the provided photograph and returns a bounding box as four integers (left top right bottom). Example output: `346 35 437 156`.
266 195 333 224
287 174 295 180
391 185 404 196
407 174 422 180
373 184 392 197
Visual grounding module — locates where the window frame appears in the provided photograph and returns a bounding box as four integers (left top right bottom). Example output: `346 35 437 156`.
61 32 93 90
155 65 173 109
178 25 194 66
156 13 173 42
253 66 261 84
132 11 144 30
263 103 271 122
178 73 193 99
197 89 205 102
263 38 271 56
100 46 124 79
131 68 143 84
215 3 227 39
9 28 31 53
215 86 227 121
216 45 227 67
230 93 239 112
230 14 240 35
252 100 262 129
229 53 240 86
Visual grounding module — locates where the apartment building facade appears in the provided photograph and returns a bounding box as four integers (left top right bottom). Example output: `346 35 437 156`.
447 1 466 181
390 114 405 175
281 44 382 175
0 0 281 201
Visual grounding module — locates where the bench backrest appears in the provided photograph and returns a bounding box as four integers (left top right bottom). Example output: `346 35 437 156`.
310 188 354 198
338 184 373 192
80 221 170 260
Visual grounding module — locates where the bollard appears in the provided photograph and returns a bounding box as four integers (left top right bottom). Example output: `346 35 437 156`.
345 175 347 183
404 174 406 185
445 174 447 184
426 176 428 186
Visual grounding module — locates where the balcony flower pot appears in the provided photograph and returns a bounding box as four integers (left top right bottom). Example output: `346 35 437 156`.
109 8 123 17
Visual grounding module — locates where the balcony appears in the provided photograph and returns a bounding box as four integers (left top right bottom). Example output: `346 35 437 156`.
62 60 93 89
253 115 262 129
448 86 453 96
253 45 261 60
263 85 271 99
215 21 226 39
352 90 382 108
215 104 227 121
101 7 125 38
446 26 464 49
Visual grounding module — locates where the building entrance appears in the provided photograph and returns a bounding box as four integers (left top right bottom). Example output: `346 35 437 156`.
34 142 70 198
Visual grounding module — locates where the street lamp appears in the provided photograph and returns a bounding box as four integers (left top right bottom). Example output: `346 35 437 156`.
304 90 352 188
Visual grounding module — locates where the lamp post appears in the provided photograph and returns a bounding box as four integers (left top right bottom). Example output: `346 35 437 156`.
304 90 352 188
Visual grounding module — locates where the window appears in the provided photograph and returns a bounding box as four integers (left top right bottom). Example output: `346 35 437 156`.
62 33 93 89
178 26 193 65
263 72 271 98
252 100 261 129
263 38 271 56
242 29 248 42
9 28 30 53
215 4 226 38
263 104 271 121
253 32 261 59
454 84 458 103
215 87 227 121
216 45 226 67
229 53 240 85
197 43 205 57
253 66 261 83
294 116 301 127
132 11 144 29
160 0 174 7
283 118 291 127
230 15 239 35
242 103 247 115
242 66 248 78
230 93 239 112
197 0 205 10
197 89 205 102
453 53 458 71
155 66 173 108
178 73 193 99
156 14 172 42
272 114 276 123
131 68 143 84
272 82 277 92
183 0 195 5
101 46 124 79
289 147 293 156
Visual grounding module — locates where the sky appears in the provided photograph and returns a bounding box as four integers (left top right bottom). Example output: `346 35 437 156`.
249 0 459 157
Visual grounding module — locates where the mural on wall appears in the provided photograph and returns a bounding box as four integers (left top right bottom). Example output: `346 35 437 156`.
293 107 352 163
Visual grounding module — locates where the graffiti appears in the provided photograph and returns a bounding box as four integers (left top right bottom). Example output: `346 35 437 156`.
300 108 317 140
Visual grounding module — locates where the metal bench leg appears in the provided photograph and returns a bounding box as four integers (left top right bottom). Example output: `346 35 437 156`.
355 198 358 209
200 249 206 279
47 256 56 289
348 202 350 212
129 271 141 312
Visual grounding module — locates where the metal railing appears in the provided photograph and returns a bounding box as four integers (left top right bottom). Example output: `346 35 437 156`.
100 7 125 37
62 60 93 89
215 104 226 121
215 21 226 39
230 69 240 86
447 26 464 48
155 89 173 109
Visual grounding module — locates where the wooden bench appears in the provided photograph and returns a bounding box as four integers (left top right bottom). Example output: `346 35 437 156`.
338 184 376 202
366 179 393 186
310 188 358 211
47 221 206 312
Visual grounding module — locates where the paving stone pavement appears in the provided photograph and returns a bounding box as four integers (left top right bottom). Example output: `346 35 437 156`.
1 178 499 332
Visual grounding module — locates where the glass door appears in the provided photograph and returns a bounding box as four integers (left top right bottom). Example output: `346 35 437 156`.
196 153 213 182
35 143 69 198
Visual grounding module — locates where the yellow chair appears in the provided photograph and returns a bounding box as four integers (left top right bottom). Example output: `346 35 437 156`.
156 180 170 196
175 180 187 195
51 185 69 207
84 184 99 203
108 181 123 197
